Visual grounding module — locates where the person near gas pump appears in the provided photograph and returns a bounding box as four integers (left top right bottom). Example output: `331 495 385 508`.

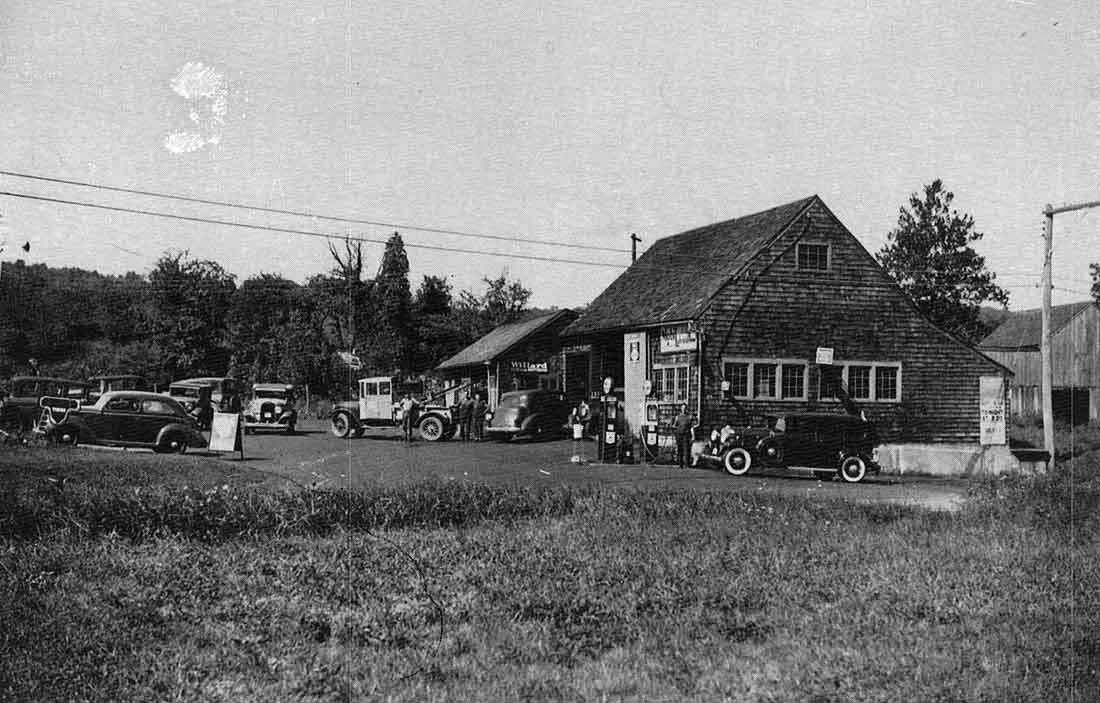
456 392 473 442
672 403 697 469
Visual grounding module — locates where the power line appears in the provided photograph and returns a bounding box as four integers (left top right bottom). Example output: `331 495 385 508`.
3 189 738 280
0 168 631 255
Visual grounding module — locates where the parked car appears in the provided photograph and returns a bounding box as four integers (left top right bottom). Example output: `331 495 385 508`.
1 376 91 433
718 412 882 483
87 374 145 403
244 383 297 433
166 377 242 413
485 389 570 440
329 376 456 441
40 390 207 453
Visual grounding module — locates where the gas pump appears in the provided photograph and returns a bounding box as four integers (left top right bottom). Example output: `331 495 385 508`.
597 376 618 463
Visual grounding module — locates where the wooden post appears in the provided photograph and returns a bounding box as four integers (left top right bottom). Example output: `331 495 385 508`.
1041 206 1055 470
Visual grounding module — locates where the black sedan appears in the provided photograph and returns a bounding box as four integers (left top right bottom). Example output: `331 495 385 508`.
43 391 207 453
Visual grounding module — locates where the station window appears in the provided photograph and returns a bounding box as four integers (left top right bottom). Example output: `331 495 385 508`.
653 365 690 403
847 365 872 400
724 362 749 397
817 362 901 402
780 364 806 399
753 364 777 398
722 359 808 401
875 366 900 402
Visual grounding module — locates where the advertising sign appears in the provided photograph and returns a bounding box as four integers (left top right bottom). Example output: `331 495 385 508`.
209 412 243 453
815 347 835 365
979 376 1006 445
508 360 549 373
659 324 697 353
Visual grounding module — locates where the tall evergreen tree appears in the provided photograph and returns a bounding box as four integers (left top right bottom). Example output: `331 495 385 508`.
877 180 1009 343
364 232 414 374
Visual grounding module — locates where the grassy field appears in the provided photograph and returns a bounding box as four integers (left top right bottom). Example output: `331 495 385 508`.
2 443 1098 702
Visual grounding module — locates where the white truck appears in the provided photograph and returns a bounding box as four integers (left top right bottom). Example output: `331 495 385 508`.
329 376 456 441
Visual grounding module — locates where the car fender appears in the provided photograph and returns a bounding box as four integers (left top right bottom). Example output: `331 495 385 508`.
52 416 94 442
278 409 297 424
520 413 547 434
156 422 206 448
331 408 360 428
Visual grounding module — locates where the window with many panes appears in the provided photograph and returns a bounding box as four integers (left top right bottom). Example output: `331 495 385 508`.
653 365 689 403
781 363 805 399
875 366 899 401
725 362 749 397
753 364 777 398
797 243 829 271
847 365 871 400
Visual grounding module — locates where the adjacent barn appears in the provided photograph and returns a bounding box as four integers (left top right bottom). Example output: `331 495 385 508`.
978 301 1099 424
560 195 1017 475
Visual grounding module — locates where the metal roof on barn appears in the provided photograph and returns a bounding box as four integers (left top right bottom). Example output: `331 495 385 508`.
977 301 1096 350
436 309 577 371
562 195 818 336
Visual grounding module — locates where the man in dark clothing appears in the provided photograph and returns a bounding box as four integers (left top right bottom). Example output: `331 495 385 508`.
672 403 696 469
457 393 472 441
472 394 486 441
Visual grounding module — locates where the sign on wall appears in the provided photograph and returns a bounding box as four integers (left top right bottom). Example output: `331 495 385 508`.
815 347 835 365
509 360 549 373
979 375 1006 446
660 324 697 353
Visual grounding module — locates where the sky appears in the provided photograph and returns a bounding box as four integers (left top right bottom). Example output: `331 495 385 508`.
2 0 1099 311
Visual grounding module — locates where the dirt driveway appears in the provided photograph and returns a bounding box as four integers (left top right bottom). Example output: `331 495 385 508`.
223 421 970 512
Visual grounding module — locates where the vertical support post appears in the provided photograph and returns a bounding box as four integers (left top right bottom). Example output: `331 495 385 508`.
630 233 641 263
1041 205 1055 469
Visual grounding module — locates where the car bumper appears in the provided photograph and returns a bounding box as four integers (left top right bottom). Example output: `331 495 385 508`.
484 426 522 436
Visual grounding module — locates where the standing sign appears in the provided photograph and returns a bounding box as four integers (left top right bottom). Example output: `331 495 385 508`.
209 411 244 457
979 376 1006 445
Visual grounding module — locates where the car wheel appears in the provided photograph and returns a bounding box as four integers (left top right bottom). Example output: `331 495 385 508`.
723 447 752 476
758 438 783 466
157 433 187 454
331 413 352 439
419 415 444 442
54 426 79 446
840 456 867 483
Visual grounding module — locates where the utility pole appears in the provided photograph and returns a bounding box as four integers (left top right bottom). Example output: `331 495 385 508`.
630 233 641 263
1041 198 1100 469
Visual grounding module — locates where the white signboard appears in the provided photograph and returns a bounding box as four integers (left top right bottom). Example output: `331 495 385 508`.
659 324 697 353
815 347 835 365
509 360 549 373
209 412 242 453
979 375 1006 446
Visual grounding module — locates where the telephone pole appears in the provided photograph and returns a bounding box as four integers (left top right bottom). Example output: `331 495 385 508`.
1041 198 1100 469
630 233 641 263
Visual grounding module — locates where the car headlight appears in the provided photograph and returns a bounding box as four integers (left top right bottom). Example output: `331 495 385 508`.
275 405 283 413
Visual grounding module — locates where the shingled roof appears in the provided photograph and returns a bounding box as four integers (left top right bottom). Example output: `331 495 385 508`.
563 196 819 336
436 309 577 371
978 301 1096 351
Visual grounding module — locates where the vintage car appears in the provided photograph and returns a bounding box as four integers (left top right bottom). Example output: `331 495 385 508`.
40 390 207 453
330 376 456 441
1 376 91 433
244 383 297 433
485 389 571 440
717 412 882 483
166 377 242 412
87 374 145 403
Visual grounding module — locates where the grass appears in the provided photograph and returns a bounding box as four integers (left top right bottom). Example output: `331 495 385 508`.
1 445 1098 702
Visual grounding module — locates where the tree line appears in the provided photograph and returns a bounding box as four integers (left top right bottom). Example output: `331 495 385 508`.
0 232 535 398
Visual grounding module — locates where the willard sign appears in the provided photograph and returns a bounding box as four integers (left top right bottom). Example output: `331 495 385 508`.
509 360 549 373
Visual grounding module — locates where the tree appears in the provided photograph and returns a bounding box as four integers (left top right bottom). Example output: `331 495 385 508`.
361 232 414 375
1091 263 1100 305
225 274 302 383
411 275 463 371
148 251 236 380
877 180 1009 343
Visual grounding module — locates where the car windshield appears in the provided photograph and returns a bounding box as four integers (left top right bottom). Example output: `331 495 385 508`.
254 390 287 400
170 386 202 398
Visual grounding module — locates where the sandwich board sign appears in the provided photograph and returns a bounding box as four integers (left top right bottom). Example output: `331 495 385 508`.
209 411 244 458
979 376 1006 446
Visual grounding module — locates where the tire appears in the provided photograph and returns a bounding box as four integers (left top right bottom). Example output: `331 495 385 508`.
331 413 352 439
418 415 445 442
758 438 783 466
723 447 752 476
54 426 79 446
840 456 867 483
286 422 295 435
158 433 188 454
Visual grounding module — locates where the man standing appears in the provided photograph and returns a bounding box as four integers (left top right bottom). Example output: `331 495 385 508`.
672 403 696 469
457 392 472 442
399 394 419 442
472 393 486 441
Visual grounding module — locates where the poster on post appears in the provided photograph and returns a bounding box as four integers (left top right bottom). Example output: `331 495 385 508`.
979 376 1006 446
209 412 244 456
